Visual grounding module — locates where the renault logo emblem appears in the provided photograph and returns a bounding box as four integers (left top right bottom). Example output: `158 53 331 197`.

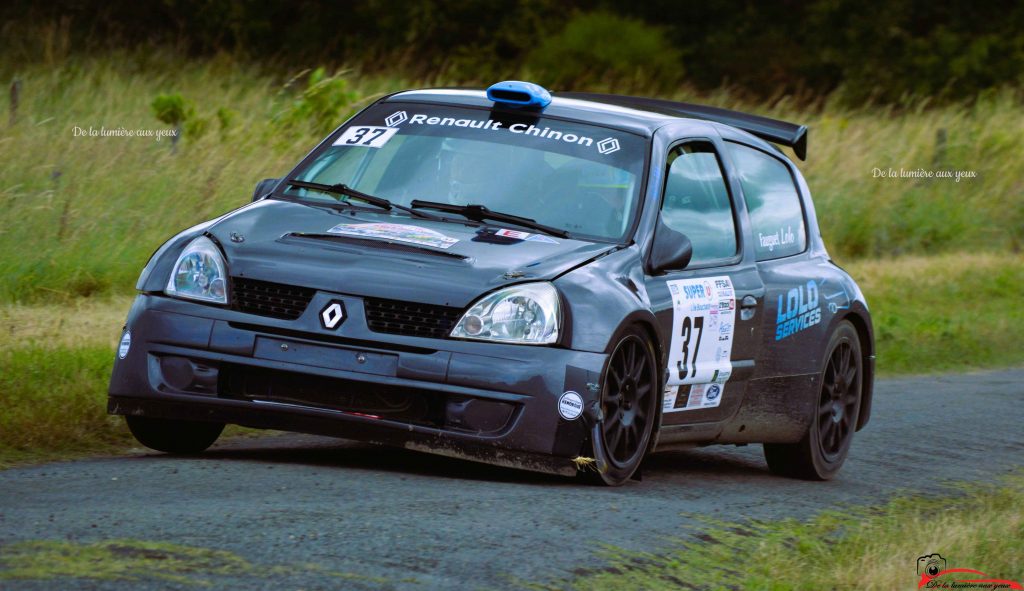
320 301 346 330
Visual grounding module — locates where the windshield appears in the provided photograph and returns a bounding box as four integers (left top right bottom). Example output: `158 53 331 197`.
282 102 648 241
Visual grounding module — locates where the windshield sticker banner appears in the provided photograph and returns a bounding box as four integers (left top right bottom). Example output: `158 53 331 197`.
326 223 459 249
385 111 621 156
333 126 399 148
665 276 736 392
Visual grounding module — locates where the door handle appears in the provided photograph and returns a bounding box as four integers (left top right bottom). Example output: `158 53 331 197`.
740 295 758 321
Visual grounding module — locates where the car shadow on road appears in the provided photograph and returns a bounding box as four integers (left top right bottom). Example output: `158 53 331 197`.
147 436 578 486
134 434 774 486
644 447 771 478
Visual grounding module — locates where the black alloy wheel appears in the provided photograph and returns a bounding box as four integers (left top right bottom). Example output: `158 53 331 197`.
590 327 659 485
764 320 863 480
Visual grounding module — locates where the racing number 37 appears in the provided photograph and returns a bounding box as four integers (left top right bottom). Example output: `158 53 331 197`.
666 276 736 387
345 127 388 145
333 126 398 149
677 316 704 380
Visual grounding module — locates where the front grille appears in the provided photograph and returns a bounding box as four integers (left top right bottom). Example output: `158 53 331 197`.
233 277 315 320
364 298 462 339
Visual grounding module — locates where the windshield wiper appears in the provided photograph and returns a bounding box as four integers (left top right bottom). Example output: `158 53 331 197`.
409 200 570 238
286 180 442 221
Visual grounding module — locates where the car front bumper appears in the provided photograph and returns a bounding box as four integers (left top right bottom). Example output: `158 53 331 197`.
108 294 608 476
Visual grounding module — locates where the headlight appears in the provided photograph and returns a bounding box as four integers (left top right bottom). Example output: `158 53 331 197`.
165 236 228 304
451 282 560 345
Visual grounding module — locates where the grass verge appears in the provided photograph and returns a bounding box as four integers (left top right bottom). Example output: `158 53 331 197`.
0 344 132 469
0 538 403 587
0 298 268 468
845 252 1024 375
530 473 1024 590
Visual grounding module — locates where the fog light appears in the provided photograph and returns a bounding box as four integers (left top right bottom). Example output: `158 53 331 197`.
159 356 219 393
118 330 131 359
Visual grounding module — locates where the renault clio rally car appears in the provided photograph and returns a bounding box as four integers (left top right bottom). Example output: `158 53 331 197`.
108 81 875 485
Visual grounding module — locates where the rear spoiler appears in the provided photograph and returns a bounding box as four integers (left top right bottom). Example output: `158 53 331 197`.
558 93 808 161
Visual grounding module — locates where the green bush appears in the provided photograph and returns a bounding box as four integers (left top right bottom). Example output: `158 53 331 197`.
151 92 210 142
151 93 190 127
525 12 683 92
276 67 359 135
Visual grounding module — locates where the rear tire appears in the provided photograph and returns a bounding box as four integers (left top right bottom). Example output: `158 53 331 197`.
125 416 224 455
764 320 862 480
589 327 659 486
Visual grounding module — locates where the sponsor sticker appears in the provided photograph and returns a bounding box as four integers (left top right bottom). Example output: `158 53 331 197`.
662 382 727 413
758 225 797 253
558 391 584 420
775 279 822 341
118 330 131 359
387 111 624 157
494 228 532 240
327 222 459 249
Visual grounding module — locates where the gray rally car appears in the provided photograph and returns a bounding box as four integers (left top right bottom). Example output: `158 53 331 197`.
108 80 874 485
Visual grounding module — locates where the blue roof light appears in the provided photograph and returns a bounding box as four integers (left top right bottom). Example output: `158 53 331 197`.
486 81 552 109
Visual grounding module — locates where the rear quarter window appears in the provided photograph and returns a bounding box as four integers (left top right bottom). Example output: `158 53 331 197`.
726 142 807 261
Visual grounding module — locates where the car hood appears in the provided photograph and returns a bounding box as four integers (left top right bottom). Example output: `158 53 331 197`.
207 199 618 307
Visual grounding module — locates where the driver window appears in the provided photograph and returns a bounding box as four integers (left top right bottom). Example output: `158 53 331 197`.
661 142 737 265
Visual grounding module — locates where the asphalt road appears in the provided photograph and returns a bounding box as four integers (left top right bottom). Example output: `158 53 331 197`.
1 369 1022 590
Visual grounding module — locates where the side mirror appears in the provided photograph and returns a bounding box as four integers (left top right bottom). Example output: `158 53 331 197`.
647 218 693 274
252 178 279 202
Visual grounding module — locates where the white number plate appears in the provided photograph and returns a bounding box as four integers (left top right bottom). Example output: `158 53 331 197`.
663 276 737 413
333 126 399 148
665 276 736 387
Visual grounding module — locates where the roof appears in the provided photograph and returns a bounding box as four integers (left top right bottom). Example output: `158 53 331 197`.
386 89 808 160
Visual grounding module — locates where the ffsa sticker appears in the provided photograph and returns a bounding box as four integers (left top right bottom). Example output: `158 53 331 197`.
333 126 399 148
663 382 725 413
665 276 736 387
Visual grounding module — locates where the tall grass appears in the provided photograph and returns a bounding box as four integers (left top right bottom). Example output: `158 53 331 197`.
846 253 1024 374
0 344 132 467
539 473 1024 590
0 52 1022 302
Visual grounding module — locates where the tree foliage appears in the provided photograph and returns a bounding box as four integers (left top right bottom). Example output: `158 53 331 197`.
2 0 1021 104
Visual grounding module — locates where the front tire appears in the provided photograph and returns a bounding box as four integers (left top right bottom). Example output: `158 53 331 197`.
125 416 224 455
764 320 862 480
589 327 659 486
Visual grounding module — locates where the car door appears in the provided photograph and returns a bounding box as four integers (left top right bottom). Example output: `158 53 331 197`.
643 139 766 429
723 140 838 379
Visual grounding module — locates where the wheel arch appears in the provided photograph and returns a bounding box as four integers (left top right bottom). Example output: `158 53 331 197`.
841 309 875 431
617 313 666 443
